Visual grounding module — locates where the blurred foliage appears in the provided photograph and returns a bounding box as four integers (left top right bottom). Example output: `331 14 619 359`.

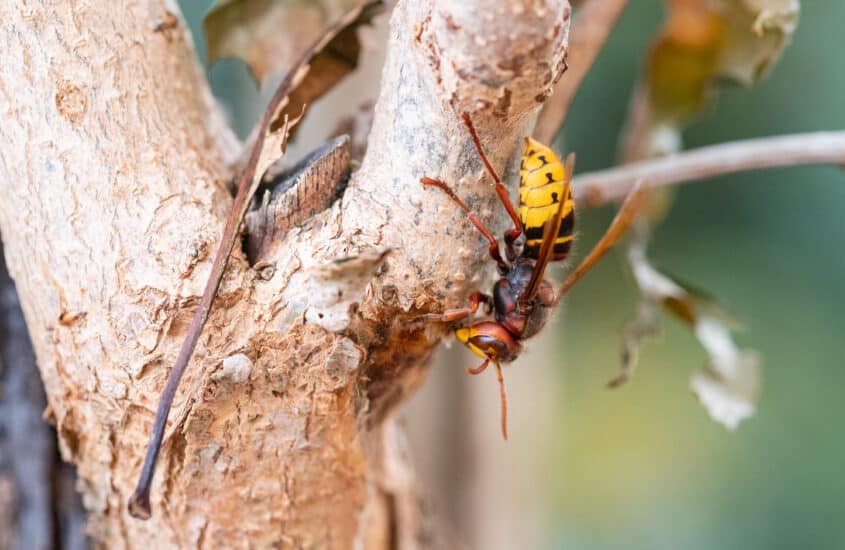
554 1 845 548
181 0 845 548
204 0 381 87
613 0 799 432
647 0 798 127
182 1 263 137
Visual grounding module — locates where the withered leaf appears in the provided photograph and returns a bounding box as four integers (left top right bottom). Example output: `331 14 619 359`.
204 0 383 87
275 1 383 141
611 0 793 425
644 0 800 143
613 239 760 430
718 0 799 86
690 317 760 430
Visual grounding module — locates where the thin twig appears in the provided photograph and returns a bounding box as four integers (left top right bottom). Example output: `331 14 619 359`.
572 131 845 207
534 0 629 143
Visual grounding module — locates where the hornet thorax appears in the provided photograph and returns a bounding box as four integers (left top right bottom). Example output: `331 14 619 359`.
493 258 556 340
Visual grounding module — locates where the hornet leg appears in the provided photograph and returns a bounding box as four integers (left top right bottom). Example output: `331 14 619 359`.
419 292 492 323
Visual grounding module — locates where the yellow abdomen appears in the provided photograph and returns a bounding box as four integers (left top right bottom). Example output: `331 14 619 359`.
518 137 575 261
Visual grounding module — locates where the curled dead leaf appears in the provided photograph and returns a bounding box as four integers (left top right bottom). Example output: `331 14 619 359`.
690 317 760 429
622 0 799 161
611 0 791 426
614 238 759 429
204 0 384 86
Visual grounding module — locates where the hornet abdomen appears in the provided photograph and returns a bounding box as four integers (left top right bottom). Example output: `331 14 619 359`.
518 137 575 261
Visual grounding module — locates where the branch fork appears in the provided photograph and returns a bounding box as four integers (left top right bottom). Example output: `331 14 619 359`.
0 0 570 546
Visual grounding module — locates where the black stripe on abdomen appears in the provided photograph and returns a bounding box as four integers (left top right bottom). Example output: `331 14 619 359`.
522 210 576 261
523 242 542 260
558 210 574 239
524 226 545 240
523 237 573 261
551 239 572 260
523 209 574 240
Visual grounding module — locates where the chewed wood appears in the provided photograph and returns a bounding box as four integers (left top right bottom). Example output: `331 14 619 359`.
246 135 352 263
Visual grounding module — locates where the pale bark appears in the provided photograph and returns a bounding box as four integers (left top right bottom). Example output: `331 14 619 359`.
0 0 569 548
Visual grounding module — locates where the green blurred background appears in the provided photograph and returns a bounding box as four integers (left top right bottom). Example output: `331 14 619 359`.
557 2 845 549
182 1 845 548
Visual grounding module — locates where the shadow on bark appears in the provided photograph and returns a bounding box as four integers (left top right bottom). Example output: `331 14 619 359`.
0 248 87 550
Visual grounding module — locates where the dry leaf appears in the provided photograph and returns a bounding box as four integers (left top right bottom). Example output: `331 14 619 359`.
614 238 760 429
646 2 726 126
609 0 794 427
635 0 800 155
717 0 799 86
204 0 383 86
690 317 760 429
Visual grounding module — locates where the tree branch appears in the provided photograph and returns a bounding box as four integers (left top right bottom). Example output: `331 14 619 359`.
0 0 569 546
534 0 629 143
572 131 845 206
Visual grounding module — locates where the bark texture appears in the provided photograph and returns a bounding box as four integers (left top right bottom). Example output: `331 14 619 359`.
0 0 569 547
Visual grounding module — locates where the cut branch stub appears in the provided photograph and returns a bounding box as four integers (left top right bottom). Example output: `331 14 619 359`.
419 1 571 123
246 135 352 263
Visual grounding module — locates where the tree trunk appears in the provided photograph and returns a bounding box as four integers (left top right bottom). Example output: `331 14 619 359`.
0 0 569 547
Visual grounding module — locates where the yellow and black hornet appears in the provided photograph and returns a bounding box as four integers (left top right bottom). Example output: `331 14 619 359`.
421 113 647 438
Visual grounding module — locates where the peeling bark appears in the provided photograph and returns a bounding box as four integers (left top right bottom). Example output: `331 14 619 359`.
0 0 569 547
